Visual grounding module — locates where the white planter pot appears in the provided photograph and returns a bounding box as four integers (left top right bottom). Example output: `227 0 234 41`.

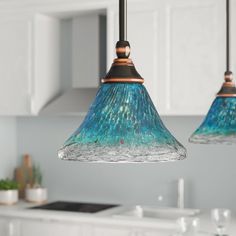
0 190 18 205
25 188 47 203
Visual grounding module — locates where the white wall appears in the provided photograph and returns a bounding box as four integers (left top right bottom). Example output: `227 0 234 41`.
0 117 17 179
16 116 236 211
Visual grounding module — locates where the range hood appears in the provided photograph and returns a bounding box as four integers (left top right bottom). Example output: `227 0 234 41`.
39 88 98 116
38 11 105 116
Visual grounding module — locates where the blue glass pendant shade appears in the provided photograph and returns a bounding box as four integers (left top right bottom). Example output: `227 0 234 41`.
58 83 186 162
189 97 236 144
189 72 236 144
59 39 186 162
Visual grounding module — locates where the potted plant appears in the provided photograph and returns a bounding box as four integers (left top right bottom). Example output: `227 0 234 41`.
0 179 19 205
25 165 47 203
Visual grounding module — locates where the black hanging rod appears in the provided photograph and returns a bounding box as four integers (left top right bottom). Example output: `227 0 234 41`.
226 0 230 72
119 0 127 41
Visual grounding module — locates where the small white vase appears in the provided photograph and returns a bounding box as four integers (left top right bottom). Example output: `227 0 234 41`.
25 188 47 203
0 190 18 205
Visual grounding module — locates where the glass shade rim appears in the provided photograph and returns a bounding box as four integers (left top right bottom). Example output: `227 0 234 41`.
189 133 236 145
58 143 187 163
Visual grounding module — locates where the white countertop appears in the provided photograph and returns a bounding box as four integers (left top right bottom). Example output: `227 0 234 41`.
0 201 235 235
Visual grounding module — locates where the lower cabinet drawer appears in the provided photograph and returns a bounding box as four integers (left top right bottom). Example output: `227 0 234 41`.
92 225 132 236
20 220 80 236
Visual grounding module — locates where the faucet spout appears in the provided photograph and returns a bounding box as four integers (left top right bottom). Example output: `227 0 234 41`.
178 178 184 209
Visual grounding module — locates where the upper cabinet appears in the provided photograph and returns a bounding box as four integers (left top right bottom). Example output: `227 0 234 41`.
107 0 226 115
0 0 231 115
0 7 106 116
0 14 61 116
0 16 33 115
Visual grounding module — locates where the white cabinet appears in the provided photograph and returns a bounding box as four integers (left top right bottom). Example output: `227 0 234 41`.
0 217 10 236
107 0 225 115
0 217 20 236
141 229 175 236
32 14 61 115
20 219 80 236
0 14 60 116
91 225 174 236
92 225 132 236
0 0 229 115
0 16 32 115
0 9 105 116
162 0 225 115
0 215 176 236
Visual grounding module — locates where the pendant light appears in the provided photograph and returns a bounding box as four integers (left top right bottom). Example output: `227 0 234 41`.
189 0 236 144
58 0 186 162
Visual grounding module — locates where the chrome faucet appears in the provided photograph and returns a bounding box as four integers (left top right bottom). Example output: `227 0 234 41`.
177 178 184 209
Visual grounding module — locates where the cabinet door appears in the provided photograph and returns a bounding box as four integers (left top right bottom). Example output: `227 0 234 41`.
93 227 175 236
129 228 175 236
107 0 225 115
0 217 20 236
161 0 225 115
20 219 80 236
93 225 131 236
0 16 32 115
143 229 175 236
0 218 11 236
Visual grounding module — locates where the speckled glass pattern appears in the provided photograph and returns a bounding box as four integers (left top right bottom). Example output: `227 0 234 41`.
58 83 186 162
189 97 236 144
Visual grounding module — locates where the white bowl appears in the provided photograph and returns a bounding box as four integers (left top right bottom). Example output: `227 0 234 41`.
0 190 18 205
25 188 47 203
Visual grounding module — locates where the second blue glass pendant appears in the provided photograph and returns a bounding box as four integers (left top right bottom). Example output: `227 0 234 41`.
189 0 236 144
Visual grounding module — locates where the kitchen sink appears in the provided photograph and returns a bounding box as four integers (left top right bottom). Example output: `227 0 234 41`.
114 206 200 220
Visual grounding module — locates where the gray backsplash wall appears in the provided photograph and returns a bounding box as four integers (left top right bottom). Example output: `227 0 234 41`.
0 117 17 179
16 116 236 210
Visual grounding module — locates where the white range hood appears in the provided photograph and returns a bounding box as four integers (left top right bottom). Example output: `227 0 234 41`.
38 11 105 116
40 88 98 116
